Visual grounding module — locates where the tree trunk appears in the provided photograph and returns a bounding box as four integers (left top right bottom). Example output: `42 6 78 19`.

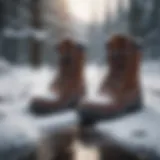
30 0 42 67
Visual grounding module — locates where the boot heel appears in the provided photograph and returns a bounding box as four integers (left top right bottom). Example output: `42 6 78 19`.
125 95 143 114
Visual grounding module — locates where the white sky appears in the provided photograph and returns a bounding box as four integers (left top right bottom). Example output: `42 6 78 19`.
67 0 129 23
68 0 107 23
58 0 130 43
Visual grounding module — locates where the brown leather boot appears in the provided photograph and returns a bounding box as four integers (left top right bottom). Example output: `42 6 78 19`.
79 35 143 125
29 39 85 115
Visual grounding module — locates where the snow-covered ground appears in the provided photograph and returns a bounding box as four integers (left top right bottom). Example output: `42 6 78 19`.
0 60 159 159
0 60 159 114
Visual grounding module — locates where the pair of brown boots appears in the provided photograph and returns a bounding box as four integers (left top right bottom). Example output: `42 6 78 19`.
30 35 142 124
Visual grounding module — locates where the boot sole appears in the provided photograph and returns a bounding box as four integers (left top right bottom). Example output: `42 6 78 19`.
79 96 143 126
29 96 81 116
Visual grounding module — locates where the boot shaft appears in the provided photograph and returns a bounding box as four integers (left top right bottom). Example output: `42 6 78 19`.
102 35 142 94
57 39 75 79
53 39 85 97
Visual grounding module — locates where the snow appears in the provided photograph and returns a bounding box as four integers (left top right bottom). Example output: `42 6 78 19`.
0 59 159 159
0 61 159 113
3 28 49 41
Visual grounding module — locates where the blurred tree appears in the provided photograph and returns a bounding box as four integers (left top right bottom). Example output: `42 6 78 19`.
0 0 5 58
0 0 31 64
0 0 4 30
129 0 160 59
104 0 129 37
1 0 19 63
88 0 99 61
0 0 71 65
142 0 160 38
30 0 42 67
129 0 160 37
128 0 144 37
41 0 71 65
